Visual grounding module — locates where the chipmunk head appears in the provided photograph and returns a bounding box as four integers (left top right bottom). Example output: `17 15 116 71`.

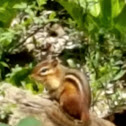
31 57 61 90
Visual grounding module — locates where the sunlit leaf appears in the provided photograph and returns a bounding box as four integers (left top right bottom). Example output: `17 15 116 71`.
13 2 27 9
113 70 126 81
111 0 125 18
87 0 100 17
37 0 47 6
114 5 126 33
17 117 42 126
49 11 56 20
0 61 9 68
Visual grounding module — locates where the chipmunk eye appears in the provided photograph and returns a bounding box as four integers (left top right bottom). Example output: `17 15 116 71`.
41 68 48 73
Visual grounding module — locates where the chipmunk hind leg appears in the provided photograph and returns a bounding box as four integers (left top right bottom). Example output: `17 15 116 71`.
81 106 90 122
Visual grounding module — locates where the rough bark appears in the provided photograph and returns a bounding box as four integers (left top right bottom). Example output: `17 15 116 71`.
0 83 116 126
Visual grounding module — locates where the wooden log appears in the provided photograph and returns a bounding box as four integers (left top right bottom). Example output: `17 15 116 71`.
0 83 116 126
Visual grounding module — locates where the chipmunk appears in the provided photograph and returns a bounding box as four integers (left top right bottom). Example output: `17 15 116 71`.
31 57 91 122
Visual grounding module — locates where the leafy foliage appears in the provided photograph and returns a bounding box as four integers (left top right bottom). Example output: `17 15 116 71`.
0 0 34 27
0 0 49 81
5 64 43 93
56 0 126 107
56 0 126 76
6 64 32 85
56 0 126 40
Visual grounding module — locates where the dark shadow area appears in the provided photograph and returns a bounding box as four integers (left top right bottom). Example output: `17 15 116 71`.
114 111 126 126
6 50 34 67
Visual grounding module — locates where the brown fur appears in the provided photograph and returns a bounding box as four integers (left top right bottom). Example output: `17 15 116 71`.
31 58 90 122
60 79 89 121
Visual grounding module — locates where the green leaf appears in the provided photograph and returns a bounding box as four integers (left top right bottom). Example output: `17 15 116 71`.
67 59 76 68
56 0 84 29
49 11 56 20
0 7 6 12
99 0 112 28
114 5 126 33
6 64 32 85
111 0 125 18
17 117 42 126
0 123 9 126
0 61 9 68
113 70 126 81
0 0 33 27
25 83 34 91
87 0 100 17
13 2 27 9
37 0 47 6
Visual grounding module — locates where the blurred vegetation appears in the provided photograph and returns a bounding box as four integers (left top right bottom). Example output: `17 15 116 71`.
0 0 49 90
0 0 126 125
0 117 42 126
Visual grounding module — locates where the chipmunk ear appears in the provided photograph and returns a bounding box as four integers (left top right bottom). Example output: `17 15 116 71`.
51 58 59 67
